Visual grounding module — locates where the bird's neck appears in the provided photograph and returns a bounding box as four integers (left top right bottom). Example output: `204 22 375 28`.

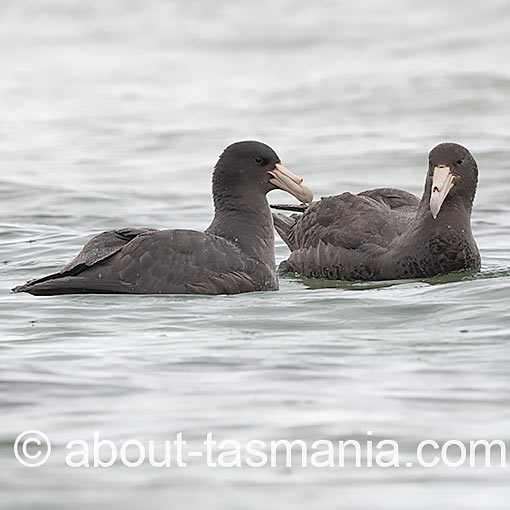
384 193 479 280
206 188 276 266
396 193 477 270
415 190 473 234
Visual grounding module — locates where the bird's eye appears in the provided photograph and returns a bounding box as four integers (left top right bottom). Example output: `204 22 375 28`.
456 159 463 165
254 157 265 164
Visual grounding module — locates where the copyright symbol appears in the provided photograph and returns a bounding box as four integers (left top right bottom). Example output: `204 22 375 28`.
14 430 51 467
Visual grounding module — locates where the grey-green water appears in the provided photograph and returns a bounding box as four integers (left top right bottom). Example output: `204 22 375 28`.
1 0 510 509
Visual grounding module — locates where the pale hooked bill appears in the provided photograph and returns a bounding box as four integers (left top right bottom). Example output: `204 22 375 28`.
430 165 455 219
269 163 314 204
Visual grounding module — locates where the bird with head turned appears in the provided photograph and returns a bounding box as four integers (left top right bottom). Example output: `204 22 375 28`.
13 140 313 295
273 142 480 281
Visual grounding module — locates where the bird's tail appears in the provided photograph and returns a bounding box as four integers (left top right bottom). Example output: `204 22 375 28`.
12 271 66 295
12 274 128 295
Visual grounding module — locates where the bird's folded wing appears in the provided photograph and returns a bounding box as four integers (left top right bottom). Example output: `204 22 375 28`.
358 188 420 211
61 227 157 272
286 191 418 251
13 227 155 292
16 229 261 295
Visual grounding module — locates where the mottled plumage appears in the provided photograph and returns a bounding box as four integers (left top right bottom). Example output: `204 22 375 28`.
274 143 480 281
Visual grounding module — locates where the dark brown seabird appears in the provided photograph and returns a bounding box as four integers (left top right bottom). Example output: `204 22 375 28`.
13 141 313 295
273 143 481 281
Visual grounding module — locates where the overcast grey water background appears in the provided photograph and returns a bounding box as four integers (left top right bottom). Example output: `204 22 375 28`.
1 0 510 509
